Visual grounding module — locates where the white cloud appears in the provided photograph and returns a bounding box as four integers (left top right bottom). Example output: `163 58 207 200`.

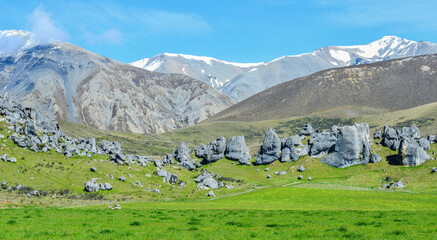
28 6 68 43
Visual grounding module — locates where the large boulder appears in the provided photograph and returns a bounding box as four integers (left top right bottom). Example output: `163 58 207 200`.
255 128 281 165
418 138 430 151
178 159 197 171
280 148 290 162
373 130 382 139
195 144 207 158
84 179 99 192
283 135 303 148
100 140 122 154
290 146 309 161
309 131 337 158
202 137 226 164
225 136 251 165
369 153 382 163
321 123 371 168
195 173 218 189
300 124 314 135
109 153 126 165
399 124 420 139
381 125 399 150
397 138 430 166
174 142 191 162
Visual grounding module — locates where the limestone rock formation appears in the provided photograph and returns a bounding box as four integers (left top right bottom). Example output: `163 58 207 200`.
255 128 281 165
321 123 371 168
225 136 251 165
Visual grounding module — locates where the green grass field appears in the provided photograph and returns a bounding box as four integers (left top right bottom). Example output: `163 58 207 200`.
0 187 436 239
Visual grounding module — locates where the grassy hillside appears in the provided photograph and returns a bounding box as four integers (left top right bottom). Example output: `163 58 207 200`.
60 101 437 155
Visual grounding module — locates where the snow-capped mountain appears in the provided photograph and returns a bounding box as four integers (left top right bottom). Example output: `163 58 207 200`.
131 36 437 102
0 30 233 134
131 53 263 89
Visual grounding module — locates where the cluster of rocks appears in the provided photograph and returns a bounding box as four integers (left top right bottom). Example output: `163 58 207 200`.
1 180 40 196
196 136 251 165
156 169 178 184
0 94 151 169
252 124 374 168
375 125 431 166
381 180 404 189
84 178 113 192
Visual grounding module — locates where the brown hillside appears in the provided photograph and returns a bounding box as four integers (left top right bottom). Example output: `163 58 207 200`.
206 54 437 122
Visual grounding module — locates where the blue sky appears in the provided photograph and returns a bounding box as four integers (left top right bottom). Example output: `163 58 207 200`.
1 0 437 63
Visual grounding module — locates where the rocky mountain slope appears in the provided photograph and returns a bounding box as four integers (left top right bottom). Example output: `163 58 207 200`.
0 30 233 134
206 53 437 122
132 36 437 101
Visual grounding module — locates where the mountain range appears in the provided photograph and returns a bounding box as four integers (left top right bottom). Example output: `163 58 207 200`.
132 36 437 101
205 53 437 123
0 30 233 134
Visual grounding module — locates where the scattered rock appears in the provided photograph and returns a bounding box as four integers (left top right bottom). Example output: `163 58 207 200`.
298 175 303 180
297 165 305 172
206 190 216 197
308 177 312 180
196 173 218 189
156 169 167 177
267 174 271 179
84 179 99 192
275 171 286 175
369 153 382 163
392 181 404 189
104 183 113 190
29 190 40 196
90 167 97 172
119 176 126 181
153 188 160 194
431 167 437 173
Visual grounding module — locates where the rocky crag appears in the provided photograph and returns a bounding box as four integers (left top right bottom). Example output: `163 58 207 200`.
0 30 233 134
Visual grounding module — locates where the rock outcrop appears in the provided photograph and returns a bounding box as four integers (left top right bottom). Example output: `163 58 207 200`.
225 136 251 165
309 132 337 158
397 138 430 166
255 128 281 165
321 123 371 168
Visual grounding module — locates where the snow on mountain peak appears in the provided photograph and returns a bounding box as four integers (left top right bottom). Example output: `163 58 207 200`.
0 30 34 56
161 52 263 68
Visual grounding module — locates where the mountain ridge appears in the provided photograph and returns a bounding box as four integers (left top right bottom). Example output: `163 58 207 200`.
131 36 437 101
205 53 437 123
0 30 234 134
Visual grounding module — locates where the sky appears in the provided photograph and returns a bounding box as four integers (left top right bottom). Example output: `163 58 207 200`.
1 0 437 63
